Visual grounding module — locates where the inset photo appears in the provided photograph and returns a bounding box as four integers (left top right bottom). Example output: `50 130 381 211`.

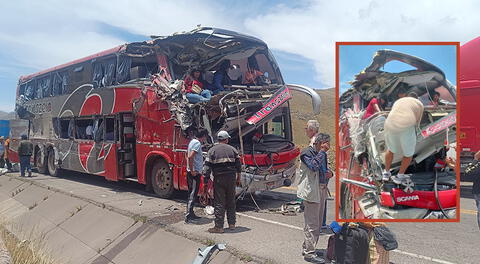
336 43 459 221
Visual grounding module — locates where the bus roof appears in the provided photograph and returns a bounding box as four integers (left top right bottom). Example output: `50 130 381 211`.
19 45 126 83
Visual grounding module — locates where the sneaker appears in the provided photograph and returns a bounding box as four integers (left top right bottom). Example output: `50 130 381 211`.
391 174 410 184
228 224 235 230
208 227 224 234
304 254 326 263
382 171 391 181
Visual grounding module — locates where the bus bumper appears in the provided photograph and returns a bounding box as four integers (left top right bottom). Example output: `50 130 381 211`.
236 164 297 195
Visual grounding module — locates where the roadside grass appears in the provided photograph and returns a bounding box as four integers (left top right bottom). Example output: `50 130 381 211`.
0 223 55 264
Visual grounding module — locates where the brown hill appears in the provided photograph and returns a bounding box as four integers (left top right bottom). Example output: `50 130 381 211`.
290 88 336 167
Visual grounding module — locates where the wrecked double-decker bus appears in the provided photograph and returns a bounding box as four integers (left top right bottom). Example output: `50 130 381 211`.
10 27 320 199
338 50 457 219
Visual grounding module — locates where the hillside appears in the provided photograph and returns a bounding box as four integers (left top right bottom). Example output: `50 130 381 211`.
290 88 336 167
0 111 15 120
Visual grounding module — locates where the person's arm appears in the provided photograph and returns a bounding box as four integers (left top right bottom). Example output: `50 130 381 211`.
373 102 381 112
234 151 242 184
188 150 197 176
300 150 326 171
188 141 201 175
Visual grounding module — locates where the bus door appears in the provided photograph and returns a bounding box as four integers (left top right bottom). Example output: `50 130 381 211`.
117 112 136 179
100 115 120 181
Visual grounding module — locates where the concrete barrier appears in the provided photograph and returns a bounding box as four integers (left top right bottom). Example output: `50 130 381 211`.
0 175 241 264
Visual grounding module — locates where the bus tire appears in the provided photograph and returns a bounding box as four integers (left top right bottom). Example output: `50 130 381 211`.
151 159 174 198
35 148 47 174
47 149 59 176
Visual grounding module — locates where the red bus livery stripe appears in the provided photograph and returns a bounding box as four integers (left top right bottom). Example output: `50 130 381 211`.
247 86 292 125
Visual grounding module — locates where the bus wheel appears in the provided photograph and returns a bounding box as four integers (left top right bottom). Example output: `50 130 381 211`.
35 149 47 174
151 160 174 198
47 150 59 176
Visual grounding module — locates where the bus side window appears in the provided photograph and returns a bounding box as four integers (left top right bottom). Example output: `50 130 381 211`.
75 119 94 140
105 117 115 141
94 118 104 142
59 119 71 139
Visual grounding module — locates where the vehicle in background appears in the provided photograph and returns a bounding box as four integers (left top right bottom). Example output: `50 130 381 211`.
10 27 320 199
459 38 480 180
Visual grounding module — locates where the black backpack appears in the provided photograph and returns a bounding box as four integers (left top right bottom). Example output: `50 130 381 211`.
334 223 370 264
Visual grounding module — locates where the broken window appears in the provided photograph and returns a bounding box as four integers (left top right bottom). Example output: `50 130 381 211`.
37 76 52 98
92 58 116 88
75 119 94 140
93 118 104 142
105 117 116 141
116 56 132 83
53 71 68 96
59 118 72 139
24 80 35 100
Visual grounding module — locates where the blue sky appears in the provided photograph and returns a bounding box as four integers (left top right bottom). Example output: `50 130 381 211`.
339 44 457 95
1 0 479 112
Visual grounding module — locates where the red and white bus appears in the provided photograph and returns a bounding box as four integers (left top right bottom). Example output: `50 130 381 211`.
9 27 320 198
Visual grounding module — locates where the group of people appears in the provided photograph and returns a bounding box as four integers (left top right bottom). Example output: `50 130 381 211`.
0 134 33 177
182 58 266 104
185 128 242 234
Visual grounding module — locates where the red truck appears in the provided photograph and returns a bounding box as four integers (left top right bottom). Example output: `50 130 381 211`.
459 37 480 179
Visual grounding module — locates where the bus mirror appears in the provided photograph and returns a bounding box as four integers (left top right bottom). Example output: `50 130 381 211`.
286 84 322 115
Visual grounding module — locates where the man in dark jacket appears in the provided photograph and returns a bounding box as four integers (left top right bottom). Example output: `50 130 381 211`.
18 134 33 177
204 130 242 233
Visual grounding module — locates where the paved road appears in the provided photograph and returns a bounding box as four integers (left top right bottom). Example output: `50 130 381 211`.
3 170 478 264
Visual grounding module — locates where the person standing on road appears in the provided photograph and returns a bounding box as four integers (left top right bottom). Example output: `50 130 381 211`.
3 136 12 171
18 134 33 177
473 151 480 229
383 92 424 183
0 137 5 168
297 133 332 264
185 128 209 223
204 130 241 233
304 120 330 231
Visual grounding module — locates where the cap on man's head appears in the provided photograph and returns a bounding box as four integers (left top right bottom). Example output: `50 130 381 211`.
0 136 4 140
217 130 231 140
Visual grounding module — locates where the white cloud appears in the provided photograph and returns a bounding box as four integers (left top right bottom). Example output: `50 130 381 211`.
1 0 479 91
244 0 478 87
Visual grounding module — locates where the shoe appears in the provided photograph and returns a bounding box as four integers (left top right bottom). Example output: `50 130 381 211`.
304 254 325 263
28 171 32 177
391 174 410 184
208 227 224 233
228 224 235 230
382 171 391 181
314 249 324 257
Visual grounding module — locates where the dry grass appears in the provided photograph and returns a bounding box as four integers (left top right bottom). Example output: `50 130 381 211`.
0 224 55 264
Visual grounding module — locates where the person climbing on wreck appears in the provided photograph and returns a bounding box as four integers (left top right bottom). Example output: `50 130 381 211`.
362 94 388 120
382 92 424 183
184 68 212 103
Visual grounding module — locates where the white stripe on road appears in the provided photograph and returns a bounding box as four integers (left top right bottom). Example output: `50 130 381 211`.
237 212 303 231
238 212 457 264
392 249 457 264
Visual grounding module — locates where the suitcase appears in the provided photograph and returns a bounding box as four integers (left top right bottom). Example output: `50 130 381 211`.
334 223 370 264
326 235 336 261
